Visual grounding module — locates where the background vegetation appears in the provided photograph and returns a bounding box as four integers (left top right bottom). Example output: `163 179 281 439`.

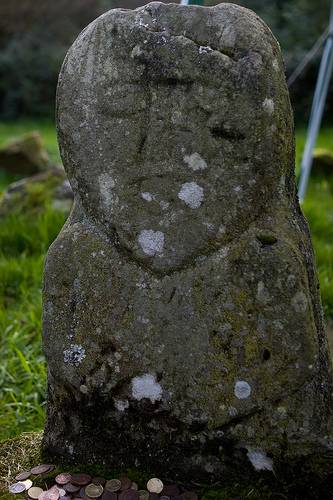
0 0 332 121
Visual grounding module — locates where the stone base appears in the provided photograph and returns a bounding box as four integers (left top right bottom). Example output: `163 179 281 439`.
1 432 333 499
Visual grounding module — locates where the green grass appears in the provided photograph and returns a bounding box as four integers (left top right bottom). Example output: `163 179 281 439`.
295 128 333 317
0 204 67 438
0 135 67 440
0 119 332 446
295 128 333 173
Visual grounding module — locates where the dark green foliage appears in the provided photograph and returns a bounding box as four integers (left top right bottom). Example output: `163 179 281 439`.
0 0 114 119
0 0 332 120
0 35 65 119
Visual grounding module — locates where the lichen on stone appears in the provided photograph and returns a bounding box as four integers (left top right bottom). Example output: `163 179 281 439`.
234 380 252 399
138 230 165 256
63 344 86 366
247 449 273 471
131 374 162 403
183 152 208 171
178 182 204 209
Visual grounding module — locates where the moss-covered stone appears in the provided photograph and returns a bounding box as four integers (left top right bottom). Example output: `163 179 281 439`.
42 0 333 489
0 132 49 175
0 167 72 216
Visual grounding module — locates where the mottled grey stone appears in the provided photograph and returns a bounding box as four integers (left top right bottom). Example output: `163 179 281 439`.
42 2 333 481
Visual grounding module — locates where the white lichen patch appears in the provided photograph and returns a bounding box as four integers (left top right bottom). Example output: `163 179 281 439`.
160 200 170 211
247 449 273 471
292 291 308 313
183 152 207 171
134 15 150 29
80 384 88 394
98 173 117 210
272 58 279 72
63 344 86 366
178 182 204 209
234 380 251 399
114 399 129 412
138 230 164 256
141 192 154 202
131 373 162 403
199 45 213 54
262 98 275 115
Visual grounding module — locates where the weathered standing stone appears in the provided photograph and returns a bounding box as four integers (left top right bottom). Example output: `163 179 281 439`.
43 2 333 482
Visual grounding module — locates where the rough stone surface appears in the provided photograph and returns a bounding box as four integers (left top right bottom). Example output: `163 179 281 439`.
0 132 49 175
43 2 333 481
0 167 72 216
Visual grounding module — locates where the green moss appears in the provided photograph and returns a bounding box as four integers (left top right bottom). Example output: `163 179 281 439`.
0 169 65 217
256 232 278 245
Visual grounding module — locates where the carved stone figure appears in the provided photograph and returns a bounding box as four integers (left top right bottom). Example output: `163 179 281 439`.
42 2 333 480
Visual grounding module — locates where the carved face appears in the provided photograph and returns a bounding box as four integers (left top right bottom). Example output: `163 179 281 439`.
57 4 292 272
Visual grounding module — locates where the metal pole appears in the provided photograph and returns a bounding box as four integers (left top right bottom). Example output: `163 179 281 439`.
298 2 333 202
180 0 204 5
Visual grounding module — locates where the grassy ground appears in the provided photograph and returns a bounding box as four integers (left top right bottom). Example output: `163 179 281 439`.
295 128 333 319
0 120 333 445
0 179 67 438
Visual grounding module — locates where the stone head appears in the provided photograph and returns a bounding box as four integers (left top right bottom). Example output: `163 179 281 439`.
57 2 293 272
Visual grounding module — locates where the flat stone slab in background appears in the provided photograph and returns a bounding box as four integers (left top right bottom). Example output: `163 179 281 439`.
0 132 49 175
